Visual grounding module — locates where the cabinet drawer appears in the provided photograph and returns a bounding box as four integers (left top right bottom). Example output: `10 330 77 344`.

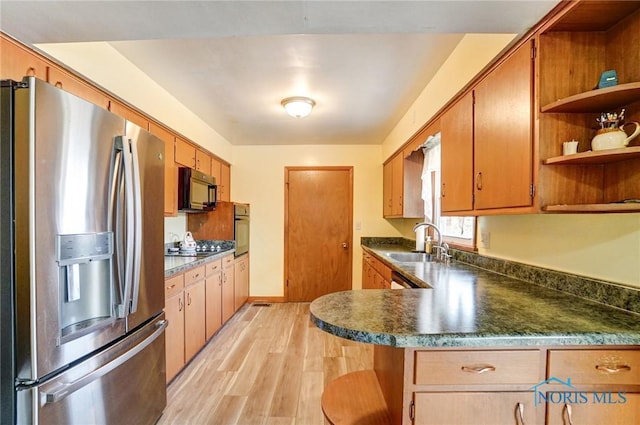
223 255 234 266
548 350 640 385
206 259 222 276
165 274 184 298
414 392 539 425
184 265 206 286
415 350 540 385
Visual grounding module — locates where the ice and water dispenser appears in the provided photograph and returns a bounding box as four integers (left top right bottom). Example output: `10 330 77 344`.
57 232 114 343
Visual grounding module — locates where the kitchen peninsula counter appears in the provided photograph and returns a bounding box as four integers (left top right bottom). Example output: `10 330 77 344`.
310 251 640 348
312 241 640 425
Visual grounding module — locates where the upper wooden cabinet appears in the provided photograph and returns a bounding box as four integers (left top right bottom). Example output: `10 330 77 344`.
383 151 423 218
536 1 640 213
1 34 48 82
473 39 534 211
210 156 222 182
219 162 231 202
175 137 196 168
195 148 211 175
149 122 177 217
441 91 474 213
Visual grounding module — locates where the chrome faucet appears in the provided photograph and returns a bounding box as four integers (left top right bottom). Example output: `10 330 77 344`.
412 222 451 263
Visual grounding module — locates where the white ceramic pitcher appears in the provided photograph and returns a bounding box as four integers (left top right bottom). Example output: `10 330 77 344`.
591 121 640 151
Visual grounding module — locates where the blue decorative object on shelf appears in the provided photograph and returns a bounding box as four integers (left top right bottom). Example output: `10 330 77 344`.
598 70 618 89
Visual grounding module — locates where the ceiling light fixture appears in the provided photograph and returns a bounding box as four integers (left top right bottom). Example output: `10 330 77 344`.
281 96 316 118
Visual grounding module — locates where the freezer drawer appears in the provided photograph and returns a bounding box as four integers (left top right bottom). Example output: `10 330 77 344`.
17 315 167 425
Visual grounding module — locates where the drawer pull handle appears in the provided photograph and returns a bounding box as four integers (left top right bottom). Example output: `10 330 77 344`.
461 365 496 374
167 284 176 290
595 364 631 373
563 404 574 425
516 402 526 425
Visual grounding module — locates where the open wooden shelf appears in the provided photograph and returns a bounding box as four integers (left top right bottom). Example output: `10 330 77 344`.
543 203 640 213
541 82 640 113
543 146 640 165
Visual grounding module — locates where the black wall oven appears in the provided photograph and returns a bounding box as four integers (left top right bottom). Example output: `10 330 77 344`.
234 203 249 257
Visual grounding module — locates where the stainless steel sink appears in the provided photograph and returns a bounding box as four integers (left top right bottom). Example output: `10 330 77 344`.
385 252 433 262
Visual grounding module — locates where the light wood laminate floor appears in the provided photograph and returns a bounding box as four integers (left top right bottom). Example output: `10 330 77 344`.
158 302 373 425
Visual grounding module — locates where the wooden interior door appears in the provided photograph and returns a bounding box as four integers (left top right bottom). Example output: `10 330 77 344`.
285 167 353 302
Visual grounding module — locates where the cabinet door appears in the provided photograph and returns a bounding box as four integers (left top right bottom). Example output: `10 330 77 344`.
473 40 534 210
149 122 177 216
221 256 235 323
441 91 474 212
546 394 640 425
49 66 110 110
184 280 206 361
205 271 222 340
1 35 48 81
414 392 538 425
383 154 404 217
175 137 196 168
195 149 211 175
362 256 374 289
234 254 249 311
210 156 222 200
164 291 185 383
219 162 231 202
391 153 403 216
382 161 394 217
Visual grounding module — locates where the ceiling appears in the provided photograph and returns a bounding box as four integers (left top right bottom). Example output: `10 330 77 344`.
0 1 560 145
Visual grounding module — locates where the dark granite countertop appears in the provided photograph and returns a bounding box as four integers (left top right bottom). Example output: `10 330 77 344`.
164 248 235 277
309 242 640 348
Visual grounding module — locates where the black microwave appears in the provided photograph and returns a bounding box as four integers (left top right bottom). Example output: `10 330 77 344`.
177 167 217 212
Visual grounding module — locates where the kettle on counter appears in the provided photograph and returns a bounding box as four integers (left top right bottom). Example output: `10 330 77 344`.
179 231 197 251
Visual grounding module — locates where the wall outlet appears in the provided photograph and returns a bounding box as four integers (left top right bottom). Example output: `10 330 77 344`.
480 231 491 249
355 221 362 231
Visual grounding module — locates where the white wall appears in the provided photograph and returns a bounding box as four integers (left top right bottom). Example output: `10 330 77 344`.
231 145 397 297
477 214 640 287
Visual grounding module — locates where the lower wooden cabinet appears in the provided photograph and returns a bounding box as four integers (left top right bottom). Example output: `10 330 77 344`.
414 392 538 425
362 252 391 289
183 278 206 361
222 254 235 323
546 394 640 425
234 254 249 311
164 254 247 383
164 274 185 383
359 345 640 425
205 259 223 340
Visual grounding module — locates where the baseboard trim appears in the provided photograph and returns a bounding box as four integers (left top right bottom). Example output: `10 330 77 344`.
248 296 286 303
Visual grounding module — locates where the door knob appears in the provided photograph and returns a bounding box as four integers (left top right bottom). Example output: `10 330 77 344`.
342 242 348 249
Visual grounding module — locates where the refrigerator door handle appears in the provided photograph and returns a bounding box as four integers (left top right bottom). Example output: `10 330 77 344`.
41 320 167 404
129 137 142 313
113 136 135 318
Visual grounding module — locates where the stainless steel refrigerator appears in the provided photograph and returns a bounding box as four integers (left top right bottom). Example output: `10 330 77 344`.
1 77 167 424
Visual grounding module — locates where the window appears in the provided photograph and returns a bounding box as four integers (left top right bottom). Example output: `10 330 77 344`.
420 132 476 250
